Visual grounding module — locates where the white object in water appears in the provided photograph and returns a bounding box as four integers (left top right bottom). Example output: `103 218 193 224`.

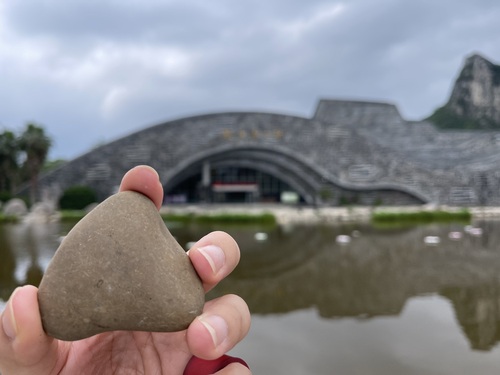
336 235 351 244
448 231 463 240
469 227 483 237
464 225 483 236
254 232 268 241
424 236 440 245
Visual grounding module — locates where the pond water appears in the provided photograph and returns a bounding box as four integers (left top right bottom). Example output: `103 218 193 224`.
1 219 500 374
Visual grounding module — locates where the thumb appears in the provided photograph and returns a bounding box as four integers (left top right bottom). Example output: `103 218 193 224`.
0 285 64 375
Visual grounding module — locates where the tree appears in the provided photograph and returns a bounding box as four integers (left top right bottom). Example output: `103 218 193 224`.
18 123 52 204
0 130 20 193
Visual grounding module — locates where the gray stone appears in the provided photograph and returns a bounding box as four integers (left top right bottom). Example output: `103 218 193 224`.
30 201 55 216
24 202 56 223
38 191 205 341
2 198 27 217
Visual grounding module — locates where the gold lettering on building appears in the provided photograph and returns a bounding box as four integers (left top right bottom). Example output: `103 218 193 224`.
221 128 283 141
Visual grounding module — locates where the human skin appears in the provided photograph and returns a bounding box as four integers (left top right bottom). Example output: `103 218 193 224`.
0 165 252 375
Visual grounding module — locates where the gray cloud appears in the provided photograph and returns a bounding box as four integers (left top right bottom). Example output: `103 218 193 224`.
1 0 500 159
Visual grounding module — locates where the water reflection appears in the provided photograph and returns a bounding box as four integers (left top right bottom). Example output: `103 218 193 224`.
206 222 500 352
0 222 68 303
0 226 16 303
442 285 500 351
1 220 500 356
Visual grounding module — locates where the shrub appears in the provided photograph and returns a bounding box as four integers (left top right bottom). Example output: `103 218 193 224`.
59 186 97 210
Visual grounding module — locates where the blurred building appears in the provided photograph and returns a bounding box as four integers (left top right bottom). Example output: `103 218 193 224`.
34 100 500 206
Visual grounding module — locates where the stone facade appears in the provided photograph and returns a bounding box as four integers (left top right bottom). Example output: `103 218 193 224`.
32 99 500 206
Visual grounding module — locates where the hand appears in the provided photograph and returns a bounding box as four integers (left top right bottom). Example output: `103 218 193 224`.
0 165 251 375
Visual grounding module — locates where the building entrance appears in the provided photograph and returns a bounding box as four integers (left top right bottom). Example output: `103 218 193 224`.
165 165 302 204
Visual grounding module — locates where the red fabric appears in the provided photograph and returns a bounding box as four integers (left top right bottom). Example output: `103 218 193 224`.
184 355 249 374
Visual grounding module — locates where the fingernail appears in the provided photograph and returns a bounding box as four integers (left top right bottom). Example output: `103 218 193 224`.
198 314 228 348
2 288 19 340
135 165 160 182
197 245 225 274
142 165 160 180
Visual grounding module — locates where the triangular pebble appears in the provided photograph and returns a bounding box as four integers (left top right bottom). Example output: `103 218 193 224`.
38 191 204 341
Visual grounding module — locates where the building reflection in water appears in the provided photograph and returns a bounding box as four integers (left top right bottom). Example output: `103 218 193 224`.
204 221 500 351
2 220 500 351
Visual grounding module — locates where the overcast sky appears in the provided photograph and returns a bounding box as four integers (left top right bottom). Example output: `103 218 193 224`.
1 0 500 159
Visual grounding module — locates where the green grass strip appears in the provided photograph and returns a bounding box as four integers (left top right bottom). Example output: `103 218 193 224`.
161 212 276 225
58 210 277 225
372 209 471 224
60 210 87 221
0 214 19 223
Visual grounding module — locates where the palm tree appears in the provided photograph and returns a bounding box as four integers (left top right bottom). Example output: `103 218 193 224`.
19 123 52 205
0 130 20 193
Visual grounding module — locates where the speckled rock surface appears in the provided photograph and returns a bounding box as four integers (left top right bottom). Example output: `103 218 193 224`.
38 191 205 341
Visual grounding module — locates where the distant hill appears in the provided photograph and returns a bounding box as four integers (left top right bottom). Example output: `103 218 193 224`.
428 53 500 129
